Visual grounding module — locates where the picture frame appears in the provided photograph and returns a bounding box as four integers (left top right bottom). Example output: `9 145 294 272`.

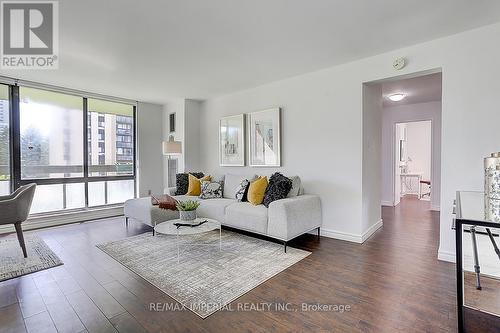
219 114 245 166
169 112 176 133
248 107 281 167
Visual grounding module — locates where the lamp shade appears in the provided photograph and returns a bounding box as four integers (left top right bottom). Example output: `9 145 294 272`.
163 136 182 155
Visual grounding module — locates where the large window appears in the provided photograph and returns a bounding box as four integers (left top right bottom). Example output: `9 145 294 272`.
19 87 84 179
0 85 9 195
3 84 136 214
87 99 134 177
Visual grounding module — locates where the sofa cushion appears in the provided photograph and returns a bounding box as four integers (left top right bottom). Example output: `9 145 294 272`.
224 202 268 234
186 174 211 196
263 173 293 207
196 198 236 222
174 195 235 222
287 176 301 198
235 179 250 202
248 176 268 205
124 197 179 226
223 174 256 199
199 181 223 199
175 172 204 195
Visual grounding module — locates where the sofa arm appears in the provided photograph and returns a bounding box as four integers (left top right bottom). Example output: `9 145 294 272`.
165 187 177 196
267 194 322 241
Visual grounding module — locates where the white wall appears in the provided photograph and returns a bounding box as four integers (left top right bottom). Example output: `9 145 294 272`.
200 72 365 241
381 102 441 210
184 99 202 171
362 84 383 240
137 102 164 197
197 22 500 259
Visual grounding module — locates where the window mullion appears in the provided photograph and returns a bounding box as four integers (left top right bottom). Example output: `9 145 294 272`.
10 85 21 191
83 97 89 207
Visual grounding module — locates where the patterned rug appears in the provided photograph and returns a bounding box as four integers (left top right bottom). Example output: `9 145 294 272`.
97 230 310 318
0 234 63 282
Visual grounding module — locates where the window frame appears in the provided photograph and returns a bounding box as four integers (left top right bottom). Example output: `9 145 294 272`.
8 84 137 213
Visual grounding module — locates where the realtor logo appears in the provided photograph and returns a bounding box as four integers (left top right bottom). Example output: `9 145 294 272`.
1 1 58 69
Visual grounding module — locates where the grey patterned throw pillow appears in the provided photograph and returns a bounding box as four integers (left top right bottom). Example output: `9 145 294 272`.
199 181 223 199
235 179 250 202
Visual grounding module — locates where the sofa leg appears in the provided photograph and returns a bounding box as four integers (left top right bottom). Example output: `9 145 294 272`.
317 227 321 240
15 222 27 258
125 217 129 227
284 241 287 253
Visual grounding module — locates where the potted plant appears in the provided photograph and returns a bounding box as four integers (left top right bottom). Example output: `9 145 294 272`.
176 199 200 221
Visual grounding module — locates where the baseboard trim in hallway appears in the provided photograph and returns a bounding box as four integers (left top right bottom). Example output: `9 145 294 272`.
319 228 363 243
362 219 383 242
438 249 456 263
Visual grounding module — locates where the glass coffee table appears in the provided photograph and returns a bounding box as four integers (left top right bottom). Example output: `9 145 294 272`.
154 218 221 262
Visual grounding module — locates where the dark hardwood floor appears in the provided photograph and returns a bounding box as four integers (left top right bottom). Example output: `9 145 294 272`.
0 197 461 332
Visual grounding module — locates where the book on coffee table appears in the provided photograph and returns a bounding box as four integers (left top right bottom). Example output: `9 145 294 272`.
173 220 208 228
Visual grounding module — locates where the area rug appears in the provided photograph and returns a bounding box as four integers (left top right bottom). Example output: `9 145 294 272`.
97 230 310 318
0 235 63 282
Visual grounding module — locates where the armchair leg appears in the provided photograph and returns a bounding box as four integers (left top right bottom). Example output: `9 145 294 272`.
14 222 27 258
125 217 129 227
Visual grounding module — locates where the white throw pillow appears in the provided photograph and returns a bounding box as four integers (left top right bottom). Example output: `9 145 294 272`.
223 174 257 199
199 181 223 199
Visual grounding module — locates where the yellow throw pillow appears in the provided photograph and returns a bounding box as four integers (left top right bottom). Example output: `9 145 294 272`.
186 174 211 196
247 176 268 205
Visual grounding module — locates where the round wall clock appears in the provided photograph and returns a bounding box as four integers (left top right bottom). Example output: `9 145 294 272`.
393 57 406 70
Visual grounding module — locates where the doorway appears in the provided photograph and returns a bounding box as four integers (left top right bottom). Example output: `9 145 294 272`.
361 70 442 243
395 120 432 205
380 72 442 211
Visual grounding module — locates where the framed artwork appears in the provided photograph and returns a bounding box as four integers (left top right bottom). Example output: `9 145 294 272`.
219 114 245 166
169 113 176 133
248 108 281 167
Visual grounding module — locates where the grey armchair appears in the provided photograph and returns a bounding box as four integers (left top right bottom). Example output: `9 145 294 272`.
0 184 36 258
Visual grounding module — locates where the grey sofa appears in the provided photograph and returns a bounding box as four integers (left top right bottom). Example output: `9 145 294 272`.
124 174 322 250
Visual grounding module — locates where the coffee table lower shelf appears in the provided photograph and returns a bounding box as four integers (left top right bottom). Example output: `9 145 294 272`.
154 218 221 262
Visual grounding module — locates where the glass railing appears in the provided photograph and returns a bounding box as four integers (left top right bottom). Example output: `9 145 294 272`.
455 191 500 332
19 164 133 179
0 179 10 195
29 179 134 214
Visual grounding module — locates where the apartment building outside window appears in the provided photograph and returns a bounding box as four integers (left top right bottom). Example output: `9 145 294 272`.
0 83 136 214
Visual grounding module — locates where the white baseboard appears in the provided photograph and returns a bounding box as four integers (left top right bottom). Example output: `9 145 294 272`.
320 220 383 244
362 219 383 242
320 228 363 243
438 249 456 263
381 200 394 207
0 207 124 234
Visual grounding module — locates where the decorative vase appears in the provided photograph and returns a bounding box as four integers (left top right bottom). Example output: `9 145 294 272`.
484 153 500 222
180 210 197 221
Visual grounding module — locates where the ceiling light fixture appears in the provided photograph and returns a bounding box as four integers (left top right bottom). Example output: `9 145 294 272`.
388 93 406 102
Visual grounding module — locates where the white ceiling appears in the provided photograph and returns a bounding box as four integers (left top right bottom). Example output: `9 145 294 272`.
382 72 442 107
1 0 499 103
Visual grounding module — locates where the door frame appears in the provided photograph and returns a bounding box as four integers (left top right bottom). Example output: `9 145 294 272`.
391 119 433 206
